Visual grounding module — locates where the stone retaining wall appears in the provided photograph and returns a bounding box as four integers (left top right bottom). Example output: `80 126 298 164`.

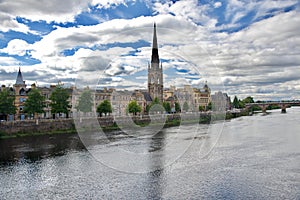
0 112 229 136
0 119 75 135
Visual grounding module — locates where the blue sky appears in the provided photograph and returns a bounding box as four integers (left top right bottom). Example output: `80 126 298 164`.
0 0 299 100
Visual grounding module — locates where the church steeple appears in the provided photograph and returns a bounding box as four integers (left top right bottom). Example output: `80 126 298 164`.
148 23 163 103
152 23 158 49
15 67 24 85
151 23 159 64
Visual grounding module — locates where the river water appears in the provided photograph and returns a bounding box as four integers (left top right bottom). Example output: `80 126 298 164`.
0 108 299 199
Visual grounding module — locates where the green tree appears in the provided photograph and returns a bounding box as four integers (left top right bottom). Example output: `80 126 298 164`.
183 101 189 112
50 85 71 118
175 102 181 113
199 105 205 112
0 89 16 120
76 89 93 113
24 88 45 119
96 100 112 117
238 100 245 108
207 102 212 111
163 102 171 113
242 96 254 104
127 100 142 116
146 97 162 114
232 96 239 108
152 97 160 104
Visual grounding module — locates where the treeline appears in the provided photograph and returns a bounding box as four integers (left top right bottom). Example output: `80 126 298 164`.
232 96 281 111
0 85 70 120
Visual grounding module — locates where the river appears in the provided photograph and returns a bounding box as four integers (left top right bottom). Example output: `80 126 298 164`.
0 107 299 199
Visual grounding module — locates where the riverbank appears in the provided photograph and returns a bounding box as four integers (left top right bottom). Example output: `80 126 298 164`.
0 110 249 139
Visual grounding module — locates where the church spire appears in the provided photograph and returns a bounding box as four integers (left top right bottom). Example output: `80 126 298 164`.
15 67 24 85
148 23 163 103
151 22 159 64
152 22 158 49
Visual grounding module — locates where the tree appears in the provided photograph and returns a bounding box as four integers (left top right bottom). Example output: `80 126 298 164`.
199 105 205 112
127 100 142 116
24 88 45 119
50 85 71 118
152 97 160 104
206 102 212 111
163 102 171 113
238 100 245 108
175 102 181 113
76 89 93 114
233 96 239 108
0 89 16 120
146 97 163 114
242 96 254 104
96 100 112 117
183 101 189 112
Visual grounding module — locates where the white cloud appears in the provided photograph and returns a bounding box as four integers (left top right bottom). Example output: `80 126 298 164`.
0 2 299 100
153 0 216 27
0 12 31 33
0 57 20 67
0 0 89 23
91 0 127 9
214 2 222 9
0 39 31 56
224 0 298 25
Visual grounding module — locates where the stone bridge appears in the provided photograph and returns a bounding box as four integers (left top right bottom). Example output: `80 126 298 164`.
245 102 300 114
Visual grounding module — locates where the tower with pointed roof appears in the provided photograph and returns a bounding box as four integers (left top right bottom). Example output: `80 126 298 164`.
14 67 27 95
14 67 27 120
148 23 163 103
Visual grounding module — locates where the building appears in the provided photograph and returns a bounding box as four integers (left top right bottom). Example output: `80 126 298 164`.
148 23 163 103
192 82 211 111
111 90 132 116
2 23 214 120
164 83 211 112
211 91 231 111
13 68 30 120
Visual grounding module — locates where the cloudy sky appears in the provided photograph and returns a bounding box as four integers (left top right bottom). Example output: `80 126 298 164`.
0 0 299 101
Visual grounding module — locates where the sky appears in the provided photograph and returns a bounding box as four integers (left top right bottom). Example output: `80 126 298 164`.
0 0 299 101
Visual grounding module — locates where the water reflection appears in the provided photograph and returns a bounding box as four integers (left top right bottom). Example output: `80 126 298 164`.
0 108 300 199
147 130 166 199
0 134 85 165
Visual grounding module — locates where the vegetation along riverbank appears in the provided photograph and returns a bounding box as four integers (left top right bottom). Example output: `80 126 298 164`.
0 110 251 139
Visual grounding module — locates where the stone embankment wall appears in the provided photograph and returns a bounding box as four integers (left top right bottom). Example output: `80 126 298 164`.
0 111 245 136
0 114 183 135
0 119 76 135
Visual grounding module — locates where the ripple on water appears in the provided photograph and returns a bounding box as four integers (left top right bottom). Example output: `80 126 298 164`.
0 109 300 199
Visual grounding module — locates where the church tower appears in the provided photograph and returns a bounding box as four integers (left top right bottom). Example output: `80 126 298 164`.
148 23 163 103
14 67 27 120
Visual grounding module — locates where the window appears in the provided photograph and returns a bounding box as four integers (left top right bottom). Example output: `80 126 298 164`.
20 98 26 103
19 88 26 96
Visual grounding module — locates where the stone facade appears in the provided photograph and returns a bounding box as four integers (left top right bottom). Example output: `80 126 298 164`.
211 91 231 111
148 23 163 103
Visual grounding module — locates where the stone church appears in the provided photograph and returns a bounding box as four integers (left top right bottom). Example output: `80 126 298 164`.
148 23 163 103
